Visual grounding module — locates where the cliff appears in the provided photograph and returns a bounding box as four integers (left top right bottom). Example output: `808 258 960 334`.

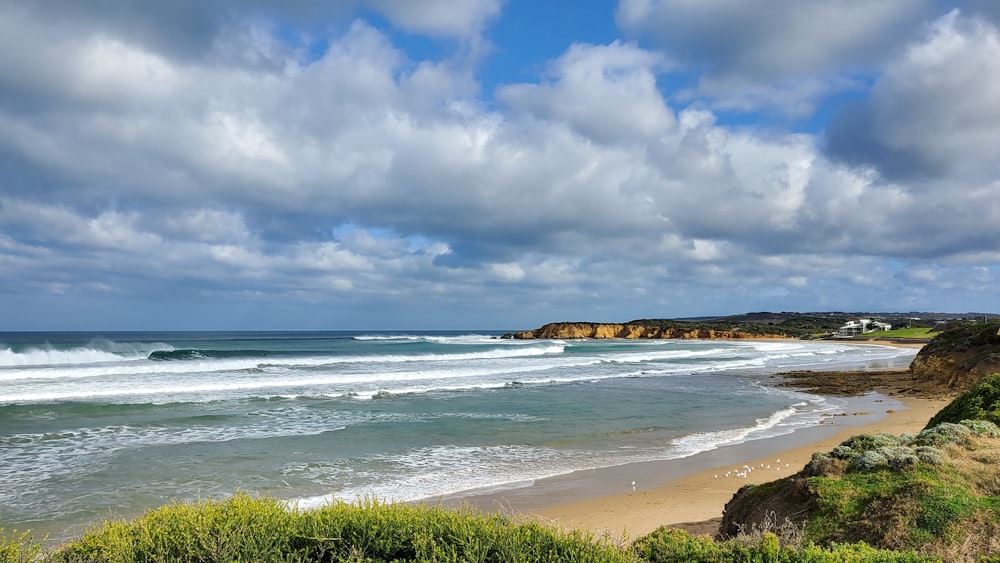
909 321 1000 391
502 322 790 340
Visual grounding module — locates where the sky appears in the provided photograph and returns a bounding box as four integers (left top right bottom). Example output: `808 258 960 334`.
1 1 999 331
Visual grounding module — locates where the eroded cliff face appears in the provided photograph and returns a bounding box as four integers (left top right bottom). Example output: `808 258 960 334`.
908 321 1000 392
503 322 789 340
910 348 1000 391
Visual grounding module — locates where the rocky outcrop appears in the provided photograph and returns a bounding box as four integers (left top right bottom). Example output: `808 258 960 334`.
909 321 1000 392
502 322 789 340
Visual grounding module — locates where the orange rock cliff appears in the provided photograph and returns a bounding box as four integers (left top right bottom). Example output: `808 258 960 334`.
502 322 789 340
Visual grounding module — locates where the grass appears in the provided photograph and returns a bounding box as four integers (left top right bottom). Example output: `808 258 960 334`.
2 495 927 563
806 466 988 550
863 328 936 339
926 373 1000 428
726 414 1000 561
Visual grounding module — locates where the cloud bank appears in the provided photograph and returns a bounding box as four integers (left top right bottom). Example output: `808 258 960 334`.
0 1 997 329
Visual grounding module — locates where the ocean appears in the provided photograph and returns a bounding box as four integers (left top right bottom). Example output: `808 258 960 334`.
0 331 917 542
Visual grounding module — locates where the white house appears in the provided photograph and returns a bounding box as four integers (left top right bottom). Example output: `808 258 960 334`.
835 319 891 338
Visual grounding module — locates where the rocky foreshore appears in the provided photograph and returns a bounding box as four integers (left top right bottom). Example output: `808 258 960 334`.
501 322 790 340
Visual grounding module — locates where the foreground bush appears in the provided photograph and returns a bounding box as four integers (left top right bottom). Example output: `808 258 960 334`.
1 529 43 563
633 528 932 562
49 496 636 563
926 372 1000 429
2 495 931 563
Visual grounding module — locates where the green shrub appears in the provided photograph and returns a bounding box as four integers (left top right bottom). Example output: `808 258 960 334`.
880 447 920 471
925 373 1000 429
52 495 638 563
851 450 888 472
912 446 944 466
631 527 722 562
55 494 302 562
633 526 933 562
0 529 43 563
14 494 942 562
962 419 1000 437
914 422 972 446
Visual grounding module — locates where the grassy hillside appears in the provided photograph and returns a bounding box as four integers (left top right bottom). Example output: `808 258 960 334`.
916 321 1000 369
926 372 1000 431
910 321 1000 391
721 374 1000 562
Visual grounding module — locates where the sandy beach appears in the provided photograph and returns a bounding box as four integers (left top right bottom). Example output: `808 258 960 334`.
527 395 944 539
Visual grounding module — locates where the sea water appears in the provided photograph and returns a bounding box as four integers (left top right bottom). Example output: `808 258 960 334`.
0 331 917 542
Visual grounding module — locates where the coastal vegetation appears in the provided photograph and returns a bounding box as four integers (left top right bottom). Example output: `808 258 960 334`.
916 321 1000 373
910 321 1000 392
926 372 1000 432
3 496 927 562
719 373 1000 562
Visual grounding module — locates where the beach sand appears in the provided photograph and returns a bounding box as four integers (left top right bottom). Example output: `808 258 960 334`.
527 395 944 540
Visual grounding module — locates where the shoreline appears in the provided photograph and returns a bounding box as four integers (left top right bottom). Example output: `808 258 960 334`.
434 392 944 539
525 395 944 539
434 340 945 540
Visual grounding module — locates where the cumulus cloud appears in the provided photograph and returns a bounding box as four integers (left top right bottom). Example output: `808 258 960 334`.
826 10 1000 182
0 2 998 328
616 0 933 113
498 41 674 142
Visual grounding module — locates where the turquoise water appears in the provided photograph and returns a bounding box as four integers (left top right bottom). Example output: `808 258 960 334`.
0 331 916 541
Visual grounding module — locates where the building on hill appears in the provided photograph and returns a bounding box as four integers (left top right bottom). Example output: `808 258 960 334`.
835 319 891 338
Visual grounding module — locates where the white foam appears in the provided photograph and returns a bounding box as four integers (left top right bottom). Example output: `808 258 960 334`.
353 334 500 344
0 347 146 369
670 405 807 457
294 444 568 506
0 343 568 384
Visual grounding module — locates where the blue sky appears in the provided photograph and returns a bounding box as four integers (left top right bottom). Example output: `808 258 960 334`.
1 0 999 330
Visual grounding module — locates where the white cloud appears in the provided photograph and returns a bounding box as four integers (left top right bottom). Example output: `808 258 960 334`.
1 3 999 327
617 0 933 114
161 210 252 244
488 262 526 282
73 36 181 105
498 41 674 143
87 211 164 253
829 10 1000 182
